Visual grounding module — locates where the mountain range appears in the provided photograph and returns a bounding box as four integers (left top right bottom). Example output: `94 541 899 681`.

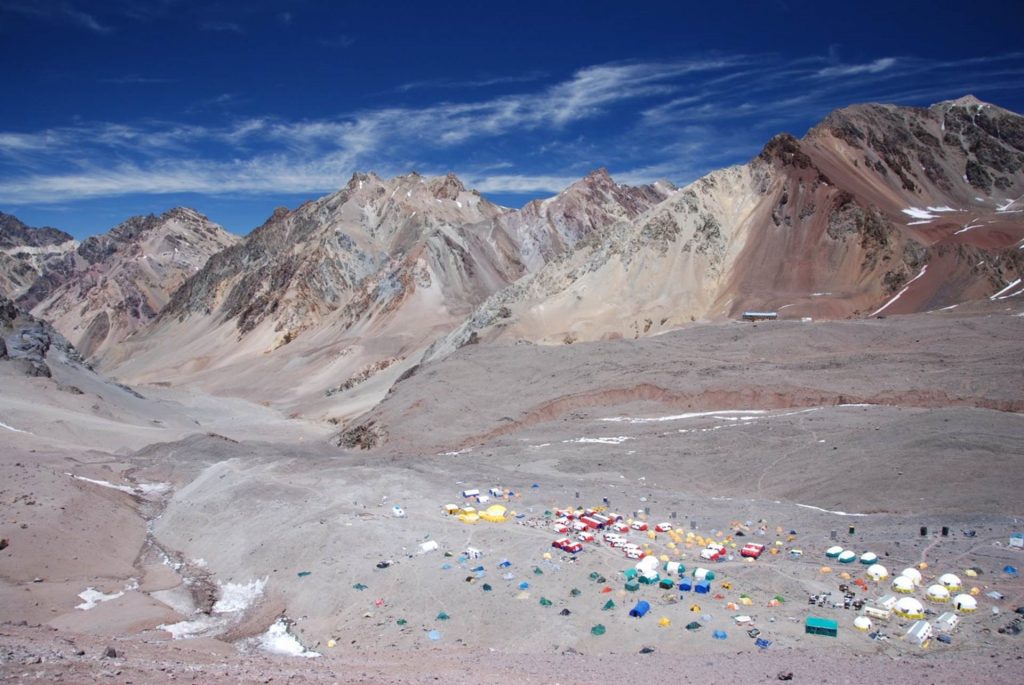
2 95 1022 424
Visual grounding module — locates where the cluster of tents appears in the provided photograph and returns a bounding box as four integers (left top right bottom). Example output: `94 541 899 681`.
445 503 511 523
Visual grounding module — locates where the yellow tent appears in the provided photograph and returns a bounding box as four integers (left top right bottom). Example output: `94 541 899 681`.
458 512 479 524
739 597 753 606
690 604 701 612
658 617 671 628
820 566 832 574
480 504 507 522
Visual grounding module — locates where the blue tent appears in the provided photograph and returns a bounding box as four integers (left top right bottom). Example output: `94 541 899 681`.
629 600 651 618
678 579 693 592
695 580 711 594
712 630 727 640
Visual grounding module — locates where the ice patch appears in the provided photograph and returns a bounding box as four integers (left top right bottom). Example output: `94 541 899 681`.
926 206 957 212
996 196 1022 212
259 619 320 658
440 448 473 456
76 587 125 610
938 304 959 311
906 220 934 225
601 409 766 424
870 265 928 316
794 503 868 517
810 292 832 297
213 578 266 613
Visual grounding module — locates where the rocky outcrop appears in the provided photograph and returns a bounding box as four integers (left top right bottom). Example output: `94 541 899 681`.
25 208 238 360
0 213 76 300
0 296 84 377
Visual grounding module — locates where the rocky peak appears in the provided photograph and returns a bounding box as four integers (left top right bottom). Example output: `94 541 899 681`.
428 173 466 200
0 212 74 250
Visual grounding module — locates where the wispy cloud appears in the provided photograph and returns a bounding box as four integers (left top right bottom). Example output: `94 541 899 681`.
815 57 898 78
398 71 549 92
1 53 1022 206
319 34 354 48
200 20 243 34
100 75 176 85
0 1 113 33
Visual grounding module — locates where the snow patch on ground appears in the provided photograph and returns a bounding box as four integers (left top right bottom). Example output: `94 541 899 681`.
563 436 633 445
213 578 267 613
601 409 766 424
76 587 125 610
67 473 171 498
990 278 1022 300
870 265 928 316
954 223 984 235
926 206 957 212
0 420 31 434
902 207 937 220
258 619 320 658
794 503 868 517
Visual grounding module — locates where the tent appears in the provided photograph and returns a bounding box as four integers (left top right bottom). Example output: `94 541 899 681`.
638 573 660 585
894 597 925 619
712 630 727 640
419 540 439 553
926 584 951 603
838 550 856 564
625 580 640 592
590 624 606 636
602 599 616 611
678 579 693 592
805 616 838 637
629 600 651 618
480 504 508 522
853 616 872 631
658 578 675 590
953 594 977 612
664 561 684 576
695 580 711 594
938 573 961 591
900 567 923 586
860 552 878 565
891 576 914 594
693 568 715 581
686 621 701 631
658 617 671 628
866 564 889 581
825 545 844 558
623 568 638 580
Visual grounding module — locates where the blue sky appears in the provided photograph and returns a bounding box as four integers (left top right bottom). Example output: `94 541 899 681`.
1 1 1023 238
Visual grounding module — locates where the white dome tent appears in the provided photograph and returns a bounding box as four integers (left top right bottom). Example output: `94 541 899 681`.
825 545 844 558
953 594 977 612
926 584 950 603
860 552 878 565
899 567 923 586
838 550 857 564
938 573 962 592
866 564 889 581
891 575 914 593
894 597 925 619
854 616 872 631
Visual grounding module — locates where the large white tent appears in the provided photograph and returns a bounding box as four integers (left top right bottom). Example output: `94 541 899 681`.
866 563 889 581
926 584 951 603
938 573 962 591
894 597 925 619
899 567 923 586
953 594 977 612
891 575 914 593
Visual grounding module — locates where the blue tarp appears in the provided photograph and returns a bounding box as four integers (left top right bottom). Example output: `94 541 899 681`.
629 600 651 618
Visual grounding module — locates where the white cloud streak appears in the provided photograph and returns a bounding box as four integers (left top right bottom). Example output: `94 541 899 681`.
0 53 1021 205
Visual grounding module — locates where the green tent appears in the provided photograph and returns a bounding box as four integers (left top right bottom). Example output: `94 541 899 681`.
589 571 600 581
805 616 838 637
639 573 660 585
602 599 616 610
659 578 675 589
570 588 582 597
436 611 450 621
591 624 606 636
623 568 638 580
685 621 702 631
539 597 553 607
625 580 640 592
